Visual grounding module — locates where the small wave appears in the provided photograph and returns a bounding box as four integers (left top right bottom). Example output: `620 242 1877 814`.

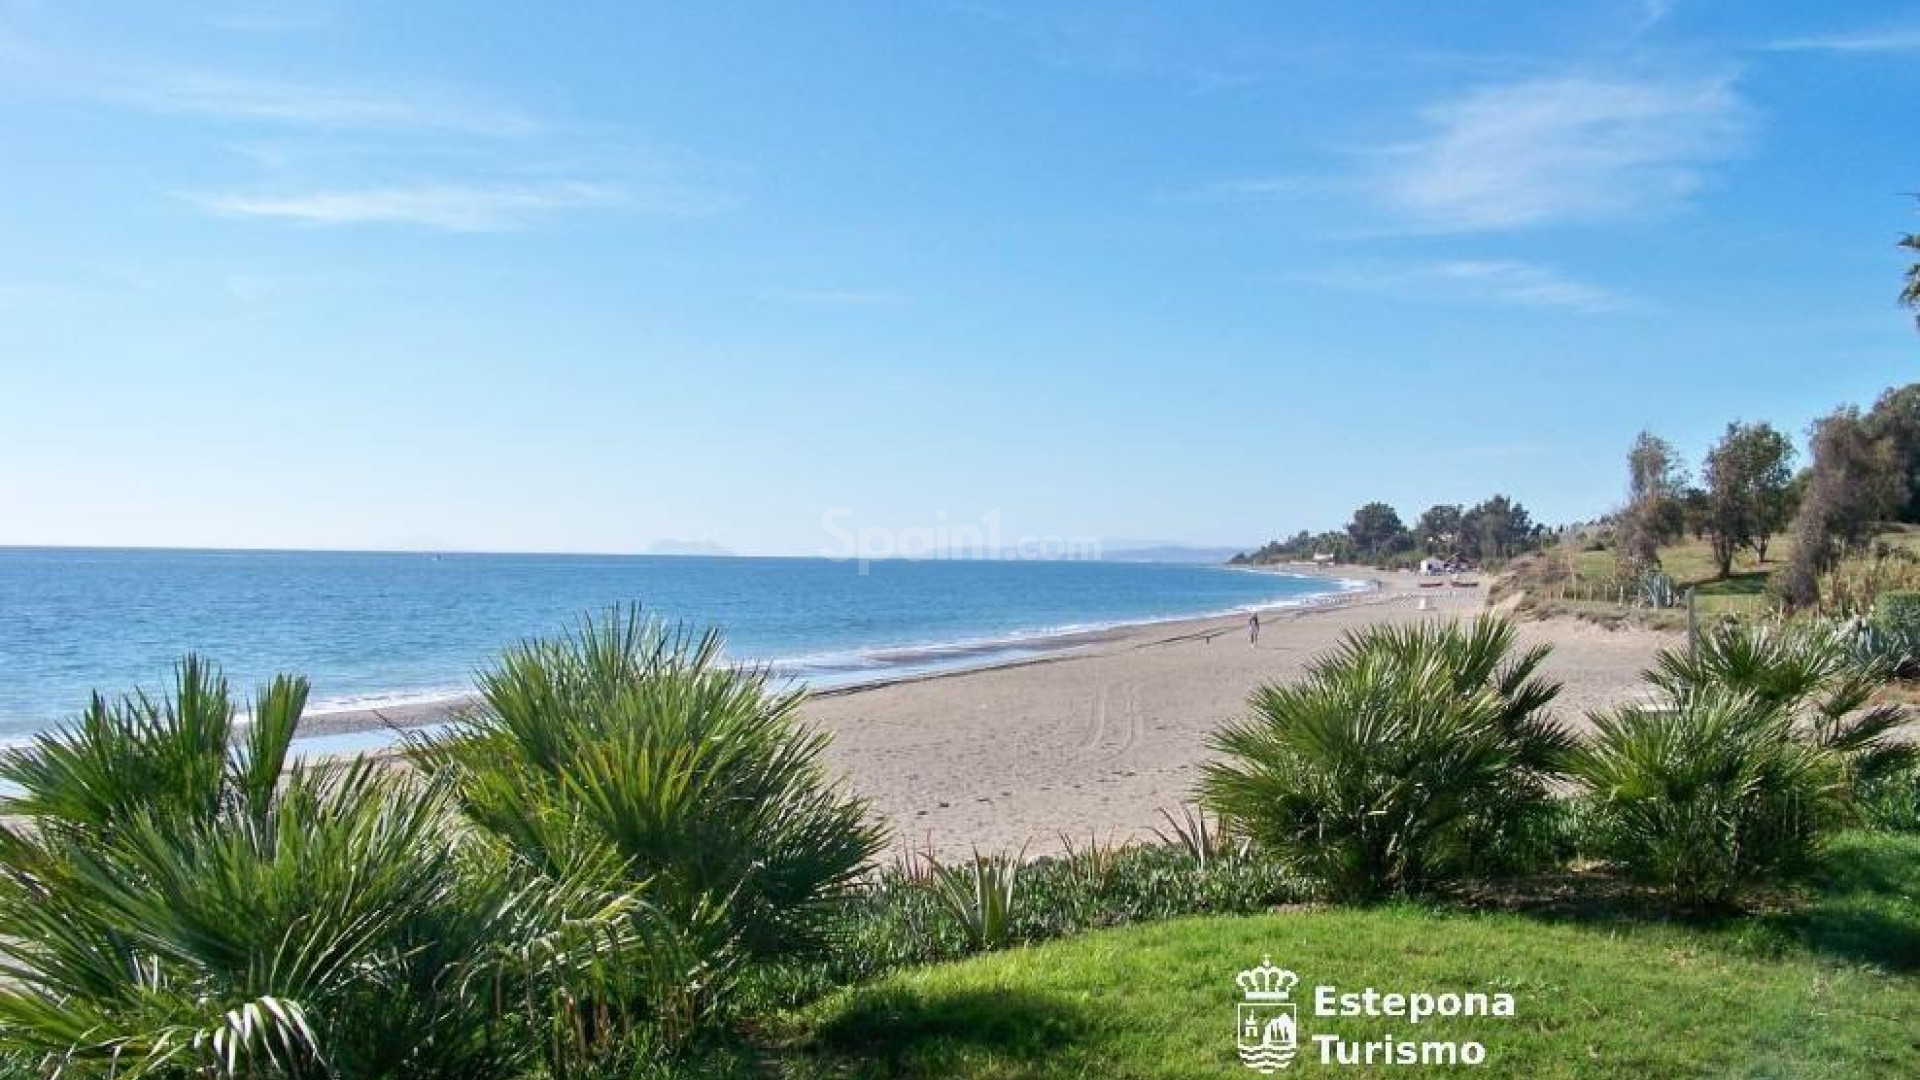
758 577 1371 689
0 565 1367 738
302 686 471 718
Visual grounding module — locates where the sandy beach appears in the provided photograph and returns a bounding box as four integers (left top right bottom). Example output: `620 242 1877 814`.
799 570 1675 856
304 569 1677 858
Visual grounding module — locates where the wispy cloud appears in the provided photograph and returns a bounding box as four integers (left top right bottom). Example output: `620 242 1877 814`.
762 288 908 307
1376 74 1748 232
0 18 730 232
130 73 539 136
1765 25 1920 53
1185 73 1748 234
0 27 534 136
1169 175 1339 204
194 178 714 232
1424 260 1631 311
1303 259 1633 313
1635 0 1679 32
133 75 728 232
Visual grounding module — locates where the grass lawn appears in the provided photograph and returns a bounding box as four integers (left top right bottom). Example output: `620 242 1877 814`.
773 834 1920 1079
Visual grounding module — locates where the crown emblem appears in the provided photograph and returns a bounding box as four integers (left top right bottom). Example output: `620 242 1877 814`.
1236 956 1299 1001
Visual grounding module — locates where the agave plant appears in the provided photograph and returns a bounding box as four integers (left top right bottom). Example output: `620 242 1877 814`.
1851 618 1920 682
1648 621 1914 785
412 608 886 1017
1572 688 1849 907
926 848 1025 951
889 837 939 888
1201 616 1570 900
1057 830 1126 892
1151 804 1240 869
0 658 639 1080
1640 572 1677 610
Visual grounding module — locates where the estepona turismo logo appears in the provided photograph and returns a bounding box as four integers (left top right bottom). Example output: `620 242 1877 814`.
1234 956 1517 1072
1235 955 1301 1071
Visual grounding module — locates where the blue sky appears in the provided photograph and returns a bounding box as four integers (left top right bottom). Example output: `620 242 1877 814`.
1 1 1916 555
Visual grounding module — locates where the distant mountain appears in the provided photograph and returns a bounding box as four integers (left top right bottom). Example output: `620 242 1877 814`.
645 538 735 557
1099 542 1250 564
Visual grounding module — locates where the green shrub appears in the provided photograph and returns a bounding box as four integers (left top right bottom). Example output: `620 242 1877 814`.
0 658 635 1080
1860 765 1920 833
734 840 1311 1012
1877 590 1920 638
413 608 886 1024
1453 796 1587 877
1572 689 1849 907
1865 591 1920 678
1817 551 1920 617
1040 843 1303 925
1200 616 1571 900
1649 621 1915 786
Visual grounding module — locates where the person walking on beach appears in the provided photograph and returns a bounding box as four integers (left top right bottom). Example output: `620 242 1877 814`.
1248 612 1261 647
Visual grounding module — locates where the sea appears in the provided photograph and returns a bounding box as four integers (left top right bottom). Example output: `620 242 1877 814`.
0 548 1363 742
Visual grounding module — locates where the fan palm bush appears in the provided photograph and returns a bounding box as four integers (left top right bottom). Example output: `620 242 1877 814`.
412 608 886 1022
1200 616 1571 900
0 655 304 833
1648 621 1914 786
1572 689 1849 907
0 658 640 1080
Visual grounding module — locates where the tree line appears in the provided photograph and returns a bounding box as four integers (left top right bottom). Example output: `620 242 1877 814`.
1237 202 1920 585
1232 493 1544 568
1613 380 1920 608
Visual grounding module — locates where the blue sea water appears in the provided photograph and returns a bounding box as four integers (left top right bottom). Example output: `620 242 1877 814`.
0 548 1362 739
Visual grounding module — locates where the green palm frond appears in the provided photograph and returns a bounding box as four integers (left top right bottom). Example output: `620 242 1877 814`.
412 605 887 1026
1203 616 1569 899
1901 230 1920 318
1647 622 1913 785
0 657 311 831
1574 689 1848 906
0 656 650 1080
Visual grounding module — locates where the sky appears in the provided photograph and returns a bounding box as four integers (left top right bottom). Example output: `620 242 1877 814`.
1 0 1916 556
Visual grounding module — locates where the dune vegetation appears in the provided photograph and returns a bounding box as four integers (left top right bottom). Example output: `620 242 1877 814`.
0 612 1915 1078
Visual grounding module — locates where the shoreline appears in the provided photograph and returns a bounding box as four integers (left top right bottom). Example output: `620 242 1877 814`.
279 569 1387 743
799 572 1674 856
7 567 1677 854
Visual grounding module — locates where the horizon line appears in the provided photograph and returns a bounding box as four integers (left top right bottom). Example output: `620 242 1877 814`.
0 542 1261 561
